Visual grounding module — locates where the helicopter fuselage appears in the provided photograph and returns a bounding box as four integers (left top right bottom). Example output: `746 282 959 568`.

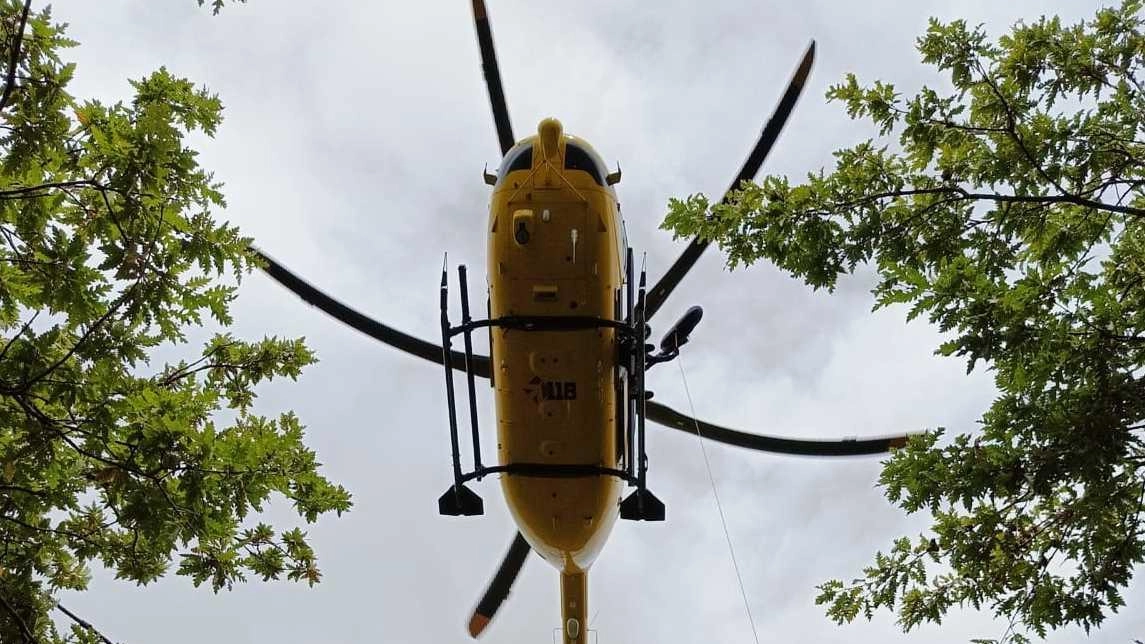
486 117 624 640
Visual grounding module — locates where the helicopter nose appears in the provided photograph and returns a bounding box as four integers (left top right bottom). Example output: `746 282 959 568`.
538 117 562 162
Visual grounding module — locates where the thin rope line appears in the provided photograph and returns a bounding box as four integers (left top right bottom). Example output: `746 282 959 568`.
676 356 760 644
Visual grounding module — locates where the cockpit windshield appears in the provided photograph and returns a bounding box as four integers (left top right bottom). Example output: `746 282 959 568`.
499 144 533 176
496 139 611 189
563 143 606 186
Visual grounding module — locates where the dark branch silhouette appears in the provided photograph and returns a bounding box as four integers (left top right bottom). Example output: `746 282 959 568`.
0 0 32 113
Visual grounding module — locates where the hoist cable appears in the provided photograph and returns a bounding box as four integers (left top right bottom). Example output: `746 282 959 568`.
676 357 760 644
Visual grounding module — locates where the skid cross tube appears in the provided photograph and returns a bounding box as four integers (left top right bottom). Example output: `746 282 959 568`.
450 315 633 337
461 463 637 484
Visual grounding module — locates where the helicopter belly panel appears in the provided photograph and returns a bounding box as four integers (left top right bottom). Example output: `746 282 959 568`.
493 327 619 568
487 188 624 571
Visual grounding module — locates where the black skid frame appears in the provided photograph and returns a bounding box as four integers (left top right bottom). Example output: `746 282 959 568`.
436 253 664 521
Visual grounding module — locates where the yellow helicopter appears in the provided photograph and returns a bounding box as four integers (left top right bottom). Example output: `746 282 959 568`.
253 2 909 642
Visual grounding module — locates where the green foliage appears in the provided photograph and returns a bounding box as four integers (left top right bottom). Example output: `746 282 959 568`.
197 0 246 14
0 2 348 642
664 2 1144 641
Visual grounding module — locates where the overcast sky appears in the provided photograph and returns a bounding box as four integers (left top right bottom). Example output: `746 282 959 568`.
46 1 1142 643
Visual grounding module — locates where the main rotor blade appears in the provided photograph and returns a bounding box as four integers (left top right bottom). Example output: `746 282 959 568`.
472 0 516 156
645 399 910 456
643 42 816 322
253 248 491 378
469 532 532 638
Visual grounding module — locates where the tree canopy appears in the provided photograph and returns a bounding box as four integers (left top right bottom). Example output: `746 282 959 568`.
664 2 1143 642
0 2 349 642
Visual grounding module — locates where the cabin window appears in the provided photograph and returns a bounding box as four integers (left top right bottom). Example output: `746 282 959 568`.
564 143 605 186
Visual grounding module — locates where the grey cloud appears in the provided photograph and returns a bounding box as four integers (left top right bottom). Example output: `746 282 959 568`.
46 1 1144 643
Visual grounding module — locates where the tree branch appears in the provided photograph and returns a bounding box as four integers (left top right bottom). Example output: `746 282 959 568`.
0 0 32 113
55 603 114 644
17 278 140 390
889 103 1010 135
974 58 1071 198
0 483 47 497
824 186 1145 218
0 589 36 644
0 311 39 363
0 180 108 200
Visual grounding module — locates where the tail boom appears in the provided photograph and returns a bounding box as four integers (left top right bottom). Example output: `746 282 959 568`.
560 570 588 644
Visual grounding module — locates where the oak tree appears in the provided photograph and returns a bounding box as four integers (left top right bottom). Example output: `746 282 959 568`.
0 2 348 642
664 2 1144 642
